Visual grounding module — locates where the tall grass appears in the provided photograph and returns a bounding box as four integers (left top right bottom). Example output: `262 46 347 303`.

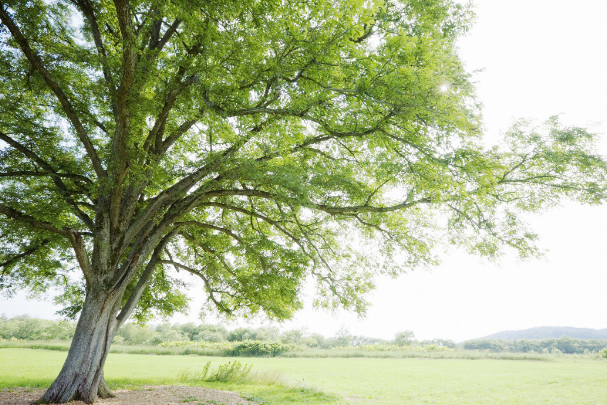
177 360 338 403
178 361 252 383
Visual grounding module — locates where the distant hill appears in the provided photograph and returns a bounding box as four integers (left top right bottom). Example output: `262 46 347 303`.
477 326 607 340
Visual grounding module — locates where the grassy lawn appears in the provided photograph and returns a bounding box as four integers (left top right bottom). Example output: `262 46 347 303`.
1 348 606 404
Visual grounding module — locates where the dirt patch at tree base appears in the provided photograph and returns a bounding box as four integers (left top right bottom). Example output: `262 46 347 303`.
0 385 259 405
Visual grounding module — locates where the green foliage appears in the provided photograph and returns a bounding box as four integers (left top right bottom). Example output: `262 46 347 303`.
394 331 415 346
280 328 307 345
114 323 157 345
158 340 236 350
160 340 295 357
599 348 607 359
1 0 606 330
226 327 279 342
181 323 228 342
0 315 75 341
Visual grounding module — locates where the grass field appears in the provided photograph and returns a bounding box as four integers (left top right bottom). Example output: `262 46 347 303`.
1 348 607 404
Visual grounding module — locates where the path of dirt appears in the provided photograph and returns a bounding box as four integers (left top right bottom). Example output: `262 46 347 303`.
0 386 259 405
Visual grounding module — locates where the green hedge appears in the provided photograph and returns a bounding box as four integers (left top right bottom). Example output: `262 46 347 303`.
227 341 295 356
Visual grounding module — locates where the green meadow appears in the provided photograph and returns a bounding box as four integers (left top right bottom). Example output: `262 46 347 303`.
2 348 607 404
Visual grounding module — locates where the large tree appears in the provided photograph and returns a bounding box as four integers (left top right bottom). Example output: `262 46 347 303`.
0 0 605 402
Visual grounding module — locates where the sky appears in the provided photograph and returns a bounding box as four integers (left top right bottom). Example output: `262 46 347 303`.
2 0 607 343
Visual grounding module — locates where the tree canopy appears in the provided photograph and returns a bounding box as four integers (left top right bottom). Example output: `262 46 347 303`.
0 0 606 402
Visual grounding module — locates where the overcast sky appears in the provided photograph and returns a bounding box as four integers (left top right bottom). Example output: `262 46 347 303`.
2 0 606 342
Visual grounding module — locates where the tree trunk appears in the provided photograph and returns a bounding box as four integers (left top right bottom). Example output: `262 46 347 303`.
39 289 119 404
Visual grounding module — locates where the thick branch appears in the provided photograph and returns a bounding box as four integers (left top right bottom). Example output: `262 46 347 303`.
156 18 181 51
316 197 432 214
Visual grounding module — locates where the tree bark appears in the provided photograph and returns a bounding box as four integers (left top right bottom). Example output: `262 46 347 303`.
38 289 119 404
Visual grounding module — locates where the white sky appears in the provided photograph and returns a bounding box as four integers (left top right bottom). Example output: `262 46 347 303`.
2 0 607 342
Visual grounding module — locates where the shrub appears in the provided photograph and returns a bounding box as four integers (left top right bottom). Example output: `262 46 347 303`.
599 348 607 359
227 340 294 357
112 336 125 344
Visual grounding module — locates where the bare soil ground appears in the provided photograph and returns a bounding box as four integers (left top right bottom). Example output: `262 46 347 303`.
0 386 259 405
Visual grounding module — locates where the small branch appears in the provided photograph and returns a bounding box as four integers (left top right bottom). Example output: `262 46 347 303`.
158 259 193 272
0 170 93 184
179 232 237 277
174 220 244 244
350 23 375 43
156 18 181 51
198 202 311 257
158 258 231 314
0 239 50 269
0 205 94 283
